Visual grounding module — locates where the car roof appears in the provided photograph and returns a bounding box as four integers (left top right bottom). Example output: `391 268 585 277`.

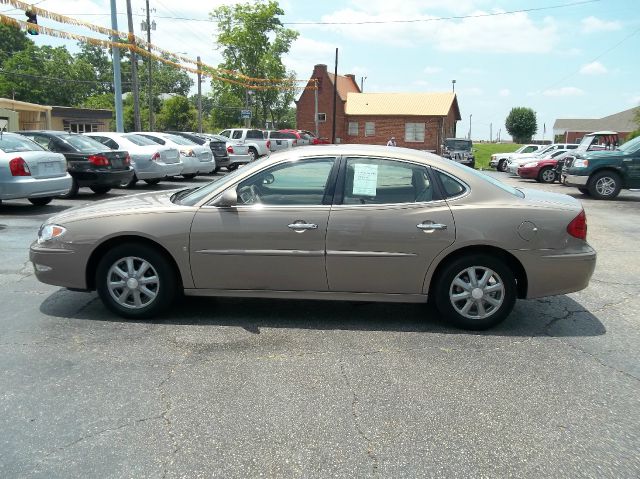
279 144 444 164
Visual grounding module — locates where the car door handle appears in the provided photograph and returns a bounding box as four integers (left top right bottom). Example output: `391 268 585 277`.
417 222 447 231
288 222 318 231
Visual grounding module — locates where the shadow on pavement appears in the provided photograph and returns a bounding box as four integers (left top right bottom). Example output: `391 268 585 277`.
39 289 606 338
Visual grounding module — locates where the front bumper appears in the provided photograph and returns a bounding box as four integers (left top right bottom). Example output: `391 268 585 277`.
565 174 589 186
0 174 73 200
30 241 89 290
517 167 538 179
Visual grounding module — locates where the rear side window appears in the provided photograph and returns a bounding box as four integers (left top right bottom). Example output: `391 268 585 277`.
246 130 263 139
232 131 243 139
435 170 467 198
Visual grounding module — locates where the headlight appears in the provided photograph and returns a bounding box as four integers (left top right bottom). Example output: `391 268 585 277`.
573 159 589 168
38 224 66 244
523 162 539 168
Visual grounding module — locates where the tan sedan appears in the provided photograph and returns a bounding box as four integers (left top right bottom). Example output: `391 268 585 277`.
30 145 596 330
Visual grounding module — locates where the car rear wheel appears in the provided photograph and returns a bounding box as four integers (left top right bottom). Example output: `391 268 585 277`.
90 185 111 195
28 197 52 206
144 179 161 185
537 166 555 183
497 159 508 172
433 254 517 330
248 148 258 162
578 187 590 195
120 174 138 188
96 243 177 319
588 171 621 200
227 164 238 171
58 178 79 199
182 173 197 179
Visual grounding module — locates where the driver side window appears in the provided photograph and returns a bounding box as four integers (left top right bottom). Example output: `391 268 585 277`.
236 158 336 206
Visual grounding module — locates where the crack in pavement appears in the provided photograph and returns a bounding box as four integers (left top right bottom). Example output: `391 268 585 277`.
339 361 379 477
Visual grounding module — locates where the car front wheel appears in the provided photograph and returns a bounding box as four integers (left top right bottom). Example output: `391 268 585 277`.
96 243 178 319
537 166 555 183
28 197 52 206
588 170 621 200
433 254 517 330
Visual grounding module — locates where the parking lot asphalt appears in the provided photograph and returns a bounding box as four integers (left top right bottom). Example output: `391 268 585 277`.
1 171 639 478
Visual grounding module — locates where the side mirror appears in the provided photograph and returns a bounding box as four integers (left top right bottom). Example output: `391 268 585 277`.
213 188 237 207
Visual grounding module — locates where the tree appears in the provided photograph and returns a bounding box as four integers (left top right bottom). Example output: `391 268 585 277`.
75 43 113 95
505 107 538 143
156 95 197 131
210 1 299 128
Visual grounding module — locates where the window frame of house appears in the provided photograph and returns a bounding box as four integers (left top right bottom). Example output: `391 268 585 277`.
405 122 425 143
348 121 359 136
364 121 375 137
63 120 100 134
317 113 327 123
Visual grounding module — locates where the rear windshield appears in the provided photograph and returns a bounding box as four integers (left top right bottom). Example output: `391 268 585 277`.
619 136 640 153
0 134 45 153
123 134 158 146
60 134 107 152
164 134 196 146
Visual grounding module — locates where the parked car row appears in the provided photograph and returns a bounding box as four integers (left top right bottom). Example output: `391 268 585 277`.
493 131 640 200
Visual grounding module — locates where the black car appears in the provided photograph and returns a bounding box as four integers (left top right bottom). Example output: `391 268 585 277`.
166 131 224 172
16 131 134 198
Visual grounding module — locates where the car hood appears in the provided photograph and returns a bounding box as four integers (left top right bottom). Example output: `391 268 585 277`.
583 150 624 160
47 190 186 225
519 188 581 210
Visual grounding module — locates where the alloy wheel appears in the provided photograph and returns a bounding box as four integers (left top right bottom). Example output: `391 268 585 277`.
449 266 505 320
106 256 160 309
595 176 616 197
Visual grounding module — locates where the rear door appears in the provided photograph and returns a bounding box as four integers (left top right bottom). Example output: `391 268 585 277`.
326 156 455 295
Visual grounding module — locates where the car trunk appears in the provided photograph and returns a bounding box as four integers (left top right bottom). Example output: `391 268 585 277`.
210 140 228 158
65 150 130 171
19 151 68 179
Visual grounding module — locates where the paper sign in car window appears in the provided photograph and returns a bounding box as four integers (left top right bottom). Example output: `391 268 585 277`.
353 163 378 196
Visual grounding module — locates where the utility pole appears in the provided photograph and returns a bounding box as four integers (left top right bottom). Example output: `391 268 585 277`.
331 48 338 144
142 0 155 130
197 56 203 133
314 79 319 137
126 0 141 131
468 114 472 140
109 0 123 132
490 122 492 143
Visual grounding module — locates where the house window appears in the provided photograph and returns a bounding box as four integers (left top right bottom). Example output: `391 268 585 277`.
405 123 425 142
348 122 358 136
317 113 326 122
365 122 375 137
63 121 100 133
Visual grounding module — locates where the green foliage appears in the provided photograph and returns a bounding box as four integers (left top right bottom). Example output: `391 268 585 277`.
156 96 197 131
634 107 640 128
505 107 538 143
207 89 244 130
210 1 299 128
473 143 524 170
625 130 640 141
0 24 33 64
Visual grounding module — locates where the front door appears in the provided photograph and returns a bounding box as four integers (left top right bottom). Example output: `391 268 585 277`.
189 157 338 291
326 157 455 295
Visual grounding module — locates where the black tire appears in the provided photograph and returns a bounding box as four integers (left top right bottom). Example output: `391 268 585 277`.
588 170 621 200
248 148 258 162
90 185 111 195
28 197 52 206
537 166 555 184
95 243 178 319
227 164 239 171
58 178 79 199
497 159 508 172
433 254 517 330
144 179 161 185
578 187 590 195
213 166 221 174
182 173 197 179
120 174 138 189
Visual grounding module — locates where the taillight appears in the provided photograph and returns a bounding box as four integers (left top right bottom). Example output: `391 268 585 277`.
266 140 271 149
227 145 234 154
88 155 109 166
9 157 31 176
567 209 587 240
151 152 160 162
124 154 131 166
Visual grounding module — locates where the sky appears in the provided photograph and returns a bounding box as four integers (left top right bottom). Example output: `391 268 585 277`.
2 0 639 141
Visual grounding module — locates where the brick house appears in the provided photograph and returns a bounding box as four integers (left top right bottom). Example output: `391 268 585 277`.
553 107 638 143
296 64 461 153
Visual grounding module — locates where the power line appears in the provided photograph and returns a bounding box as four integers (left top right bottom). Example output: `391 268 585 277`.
1 0 602 25
0 67 133 85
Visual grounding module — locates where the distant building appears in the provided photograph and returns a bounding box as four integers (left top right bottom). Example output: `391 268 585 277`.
296 64 461 153
553 107 638 143
0 98 112 132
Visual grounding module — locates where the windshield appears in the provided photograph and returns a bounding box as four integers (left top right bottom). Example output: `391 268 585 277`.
176 155 274 206
61 134 107 152
534 146 555 157
445 139 472 150
123 134 158 146
0 134 45 153
618 136 640 153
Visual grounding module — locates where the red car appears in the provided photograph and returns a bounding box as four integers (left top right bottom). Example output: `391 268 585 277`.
517 151 568 183
278 129 330 145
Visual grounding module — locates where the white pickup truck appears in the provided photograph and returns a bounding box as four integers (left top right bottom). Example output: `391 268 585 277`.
218 128 271 161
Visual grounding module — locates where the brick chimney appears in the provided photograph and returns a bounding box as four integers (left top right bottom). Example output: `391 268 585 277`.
313 64 327 91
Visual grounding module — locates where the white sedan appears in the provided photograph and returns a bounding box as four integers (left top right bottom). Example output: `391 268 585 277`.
133 132 216 179
85 132 183 187
0 133 71 206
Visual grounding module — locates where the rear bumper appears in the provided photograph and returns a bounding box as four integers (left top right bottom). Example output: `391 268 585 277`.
134 161 183 180
565 174 589 186
72 169 134 187
512 247 597 299
0 175 73 200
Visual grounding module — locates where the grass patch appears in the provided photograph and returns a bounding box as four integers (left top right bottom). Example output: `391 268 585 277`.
474 143 523 170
